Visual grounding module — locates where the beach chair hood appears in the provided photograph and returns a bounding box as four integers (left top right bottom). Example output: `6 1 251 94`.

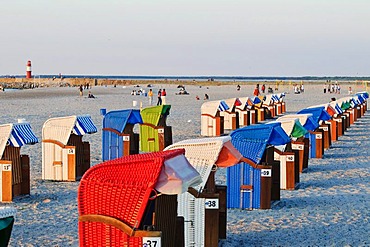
165 136 242 190
356 91 369 99
337 97 358 109
42 115 97 145
308 103 336 116
263 94 279 105
279 93 286 102
274 118 307 138
355 94 365 104
140 105 171 126
329 102 344 115
250 96 262 105
201 100 229 117
277 114 318 131
238 97 250 109
224 98 242 111
297 106 331 124
103 109 143 133
230 123 290 164
0 123 38 159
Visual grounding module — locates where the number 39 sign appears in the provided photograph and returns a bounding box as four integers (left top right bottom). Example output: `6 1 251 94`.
261 169 271 177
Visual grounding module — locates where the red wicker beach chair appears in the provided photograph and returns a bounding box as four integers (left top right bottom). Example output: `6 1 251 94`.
78 149 188 247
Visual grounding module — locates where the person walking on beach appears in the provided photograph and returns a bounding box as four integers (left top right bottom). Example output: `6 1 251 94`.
348 86 353 95
261 84 266 93
157 89 162 105
148 88 153 105
253 84 260 96
79 85 83 96
161 89 167 105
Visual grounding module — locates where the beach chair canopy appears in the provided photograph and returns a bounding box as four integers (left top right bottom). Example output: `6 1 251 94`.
224 98 242 111
347 97 356 108
140 105 171 126
354 94 365 104
279 93 286 102
272 94 280 102
356 91 369 99
201 100 229 117
78 149 200 231
42 115 97 145
329 102 344 115
0 123 38 159
103 109 143 133
165 136 242 190
308 103 337 116
237 97 251 110
263 94 280 105
250 96 262 105
236 97 254 109
297 106 331 123
230 123 291 164
336 97 354 110
274 118 308 138
263 94 273 105
277 114 318 131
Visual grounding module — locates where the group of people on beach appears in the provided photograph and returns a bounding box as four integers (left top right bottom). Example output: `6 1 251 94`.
156 89 166 105
323 83 341 94
195 94 209 100
253 84 273 96
79 84 95 98
129 87 166 106
131 88 146 96
293 83 304 94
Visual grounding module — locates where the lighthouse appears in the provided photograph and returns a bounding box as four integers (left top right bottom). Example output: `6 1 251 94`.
26 60 32 78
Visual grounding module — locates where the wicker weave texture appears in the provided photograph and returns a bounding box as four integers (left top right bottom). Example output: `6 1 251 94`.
78 149 184 247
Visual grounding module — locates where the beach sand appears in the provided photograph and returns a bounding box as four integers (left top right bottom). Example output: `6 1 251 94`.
0 82 368 246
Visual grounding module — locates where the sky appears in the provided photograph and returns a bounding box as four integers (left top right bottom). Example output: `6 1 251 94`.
1 0 370 77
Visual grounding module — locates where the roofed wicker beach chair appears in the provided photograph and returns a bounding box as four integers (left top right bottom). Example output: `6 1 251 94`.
227 123 291 209
201 100 229 136
78 149 201 247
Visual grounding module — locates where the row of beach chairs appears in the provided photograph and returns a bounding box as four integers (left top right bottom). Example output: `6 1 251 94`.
0 105 174 202
201 93 286 136
1 91 368 247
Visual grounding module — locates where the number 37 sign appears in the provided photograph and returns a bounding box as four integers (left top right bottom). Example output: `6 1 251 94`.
143 237 161 247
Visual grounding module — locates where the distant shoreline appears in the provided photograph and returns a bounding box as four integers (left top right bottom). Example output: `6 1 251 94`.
0 76 368 89
1 74 370 81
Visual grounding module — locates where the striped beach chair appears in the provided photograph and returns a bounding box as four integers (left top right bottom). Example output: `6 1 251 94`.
0 122 38 202
227 123 291 209
201 100 229 136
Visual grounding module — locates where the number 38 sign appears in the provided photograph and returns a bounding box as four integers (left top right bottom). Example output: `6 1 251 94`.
205 198 219 209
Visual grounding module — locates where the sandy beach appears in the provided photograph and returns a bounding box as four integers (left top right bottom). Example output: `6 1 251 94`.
0 82 369 246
